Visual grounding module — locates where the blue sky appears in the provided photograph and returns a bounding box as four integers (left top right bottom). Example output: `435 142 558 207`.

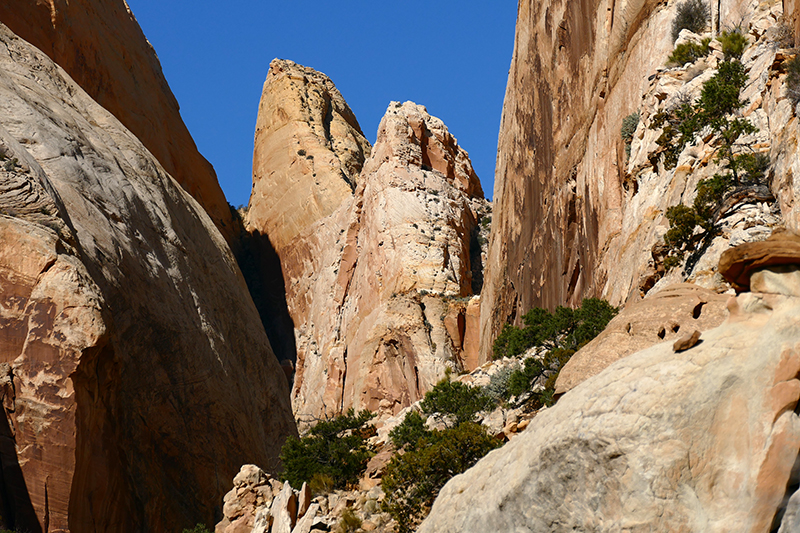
125 1 518 206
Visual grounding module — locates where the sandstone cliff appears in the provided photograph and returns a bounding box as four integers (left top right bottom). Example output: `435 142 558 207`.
285 101 488 424
0 23 295 532
480 0 799 359
0 0 237 241
421 258 800 532
246 59 372 254
245 64 490 424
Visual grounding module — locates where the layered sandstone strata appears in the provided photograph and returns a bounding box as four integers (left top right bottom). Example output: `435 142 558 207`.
481 0 794 359
0 23 295 532
0 0 236 240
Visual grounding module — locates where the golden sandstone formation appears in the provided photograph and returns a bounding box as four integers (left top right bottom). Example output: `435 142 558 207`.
6 0 800 529
279 98 489 424
245 59 490 425
421 239 800 532
0 0 237 242
480 0 799 360
554 283 729 394
0 21 294 533
246 59 372 254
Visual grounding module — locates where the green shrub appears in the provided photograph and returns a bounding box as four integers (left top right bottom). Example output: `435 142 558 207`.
651 94 701 170
491 299 616 407
506 357 544 398
786 55 800 107
484 364 518 402
492 298 618 360
389 410 431 451
733 152 769 184
279 409 374 490
663 204 702 265
667 38 711 66
381 422 501 533
717 28 748 60
621 111 640 160
309 472 336 496
671 0 710 42
335 508 363 533
419 380 494 426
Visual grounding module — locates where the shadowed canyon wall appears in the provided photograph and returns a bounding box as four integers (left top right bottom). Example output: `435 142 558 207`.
0 22 295 532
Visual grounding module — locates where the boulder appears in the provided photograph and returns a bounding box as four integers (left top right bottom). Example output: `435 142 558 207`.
555 284 728 394
270 481 298 533
297 482 312 519
420 276 800 532
0 23 295 532
217 465 275 533
291 502 320 533
719 230 800 290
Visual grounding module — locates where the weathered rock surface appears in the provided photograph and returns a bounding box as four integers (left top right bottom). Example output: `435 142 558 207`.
555 284 728 394
245 62 490 424
481 0 794 359
0 0 236 240
282 101 489 424
216 466 394 533
720 228 800 289
246 59 372 253
420 269 800 532
217 465 275 533
0 23 294 532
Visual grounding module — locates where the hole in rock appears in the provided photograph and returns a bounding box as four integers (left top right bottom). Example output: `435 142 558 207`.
657 327 666 339
693 302 705 319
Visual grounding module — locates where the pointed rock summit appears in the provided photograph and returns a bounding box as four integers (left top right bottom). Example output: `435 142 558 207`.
246 59 372 253
245 71 491 424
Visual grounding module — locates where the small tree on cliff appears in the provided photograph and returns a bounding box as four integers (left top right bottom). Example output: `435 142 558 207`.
279 409 375 490
651 59 768 269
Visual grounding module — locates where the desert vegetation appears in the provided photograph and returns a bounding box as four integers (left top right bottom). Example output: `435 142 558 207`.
652 54 768 269
671 0 710 42
279 409 375 491
382 380 500 532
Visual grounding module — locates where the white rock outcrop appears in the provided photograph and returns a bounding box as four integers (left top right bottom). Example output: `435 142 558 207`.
420 266 800 532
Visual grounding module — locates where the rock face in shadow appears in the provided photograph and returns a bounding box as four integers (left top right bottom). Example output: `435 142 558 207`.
0 0 237 241
242 59 373 368
480 0 794 359
420 267 800 533
0 23 295 532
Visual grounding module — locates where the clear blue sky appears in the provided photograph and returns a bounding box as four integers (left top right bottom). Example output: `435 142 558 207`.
125 1 518 206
